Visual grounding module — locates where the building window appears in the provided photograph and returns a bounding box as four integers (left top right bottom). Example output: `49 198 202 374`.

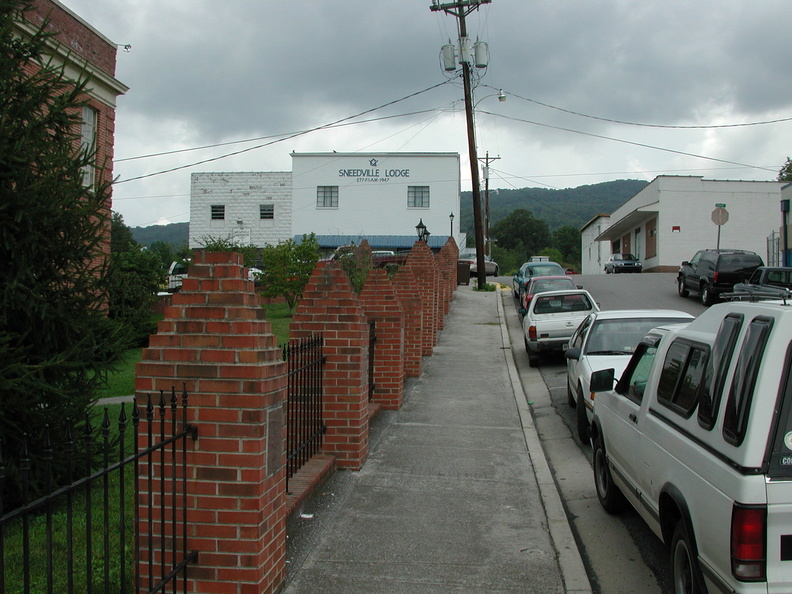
408 186 430 208
80 106 98 188
211 204 225 220
316 186 339 208
260 204 274 220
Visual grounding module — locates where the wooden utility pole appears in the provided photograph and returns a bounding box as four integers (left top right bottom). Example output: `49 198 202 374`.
479 152 500 257
430 0 491 288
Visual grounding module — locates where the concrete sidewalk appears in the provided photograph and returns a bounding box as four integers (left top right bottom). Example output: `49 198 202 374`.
283 286 591 593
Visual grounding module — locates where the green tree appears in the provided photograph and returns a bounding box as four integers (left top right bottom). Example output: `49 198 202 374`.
258 234 320 313
778 157 792 182
552 225 581 267
490 209 550 256
106 212 162 345
0 0 129 504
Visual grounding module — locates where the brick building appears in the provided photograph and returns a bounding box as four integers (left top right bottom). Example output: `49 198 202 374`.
20 0 128 254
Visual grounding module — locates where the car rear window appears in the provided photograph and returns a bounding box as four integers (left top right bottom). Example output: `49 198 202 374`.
657 340 709 417
719 254 763 273
723 316 774 446
767 340 792 478
529 264 564 276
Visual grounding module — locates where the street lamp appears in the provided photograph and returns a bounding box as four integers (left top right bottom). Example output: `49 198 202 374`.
449 212 455 237
416 219 430 242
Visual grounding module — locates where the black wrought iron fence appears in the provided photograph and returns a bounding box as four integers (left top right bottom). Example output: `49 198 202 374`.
0 386 197 594
283 334 325 489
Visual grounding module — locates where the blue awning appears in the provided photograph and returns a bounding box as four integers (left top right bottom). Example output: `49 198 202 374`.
293 234 449 250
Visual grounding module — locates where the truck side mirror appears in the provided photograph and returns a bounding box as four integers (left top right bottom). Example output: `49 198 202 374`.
590 368 615 392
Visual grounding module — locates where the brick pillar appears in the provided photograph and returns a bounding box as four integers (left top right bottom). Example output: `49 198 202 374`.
134 251 288 594
290 262 370 470
405 242 440 356
392 267 423 378
359 268 405 410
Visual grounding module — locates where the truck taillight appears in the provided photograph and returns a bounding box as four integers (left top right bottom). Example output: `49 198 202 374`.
731 504 766 581
713 271 720 283
528 325 537 340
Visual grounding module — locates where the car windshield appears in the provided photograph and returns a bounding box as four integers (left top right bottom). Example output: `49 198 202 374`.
623 254 637 261
585 318 689 355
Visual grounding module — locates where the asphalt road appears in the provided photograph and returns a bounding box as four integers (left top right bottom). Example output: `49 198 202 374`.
498 271 707 594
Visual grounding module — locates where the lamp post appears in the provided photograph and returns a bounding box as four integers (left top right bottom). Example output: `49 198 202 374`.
449 212 455 238
416 218 430 243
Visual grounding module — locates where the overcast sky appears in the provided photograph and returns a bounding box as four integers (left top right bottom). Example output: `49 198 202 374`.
58 0 792 228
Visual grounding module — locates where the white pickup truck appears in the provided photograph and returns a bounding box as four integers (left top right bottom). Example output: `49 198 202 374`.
589 301 792 593
521 289 598 367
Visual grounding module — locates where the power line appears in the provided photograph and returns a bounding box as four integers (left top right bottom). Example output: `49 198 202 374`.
483 84 792 130
478 109 778 174
114 79 457 184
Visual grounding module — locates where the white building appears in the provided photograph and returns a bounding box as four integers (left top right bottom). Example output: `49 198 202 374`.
189 172 292 249
290 152 461 250
583 176 785 274
189 152 462 251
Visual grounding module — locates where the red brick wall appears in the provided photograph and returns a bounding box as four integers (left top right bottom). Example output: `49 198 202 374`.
405 242 440 356
391 266 424 378
359 268 405 410
289 262 371 470
135 251 288 594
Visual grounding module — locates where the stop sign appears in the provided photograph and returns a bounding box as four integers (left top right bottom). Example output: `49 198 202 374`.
712 207 729 226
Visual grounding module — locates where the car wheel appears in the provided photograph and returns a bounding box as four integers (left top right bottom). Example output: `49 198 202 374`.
576 385 589 443
567 379 576 407
528 353 540 367
593 434 626 513
701 284 715 306
494 266 499 276
671 520 705 594
604 267 610 274
677 277 689 297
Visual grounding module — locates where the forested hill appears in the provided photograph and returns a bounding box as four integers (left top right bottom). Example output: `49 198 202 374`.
130 221 189 247
460 179 648 233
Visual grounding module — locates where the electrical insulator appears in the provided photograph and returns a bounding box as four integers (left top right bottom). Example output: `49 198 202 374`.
441 40 456 71
474 38 489 68
459 36 472 64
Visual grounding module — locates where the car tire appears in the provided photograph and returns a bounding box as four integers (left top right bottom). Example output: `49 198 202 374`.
671 520 705 594
567 379 576 407
701 284 715 306
576 385 589 443
593 434 627 513
528 353 540 367
605 267 610 274
677 277 689 297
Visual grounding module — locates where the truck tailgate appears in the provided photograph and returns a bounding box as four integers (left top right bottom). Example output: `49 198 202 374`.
766 481 792 591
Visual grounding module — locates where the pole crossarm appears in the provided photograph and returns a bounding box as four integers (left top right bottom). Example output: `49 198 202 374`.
430 0 491 17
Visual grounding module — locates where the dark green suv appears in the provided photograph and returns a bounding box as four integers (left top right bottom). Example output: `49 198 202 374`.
678 249 764 305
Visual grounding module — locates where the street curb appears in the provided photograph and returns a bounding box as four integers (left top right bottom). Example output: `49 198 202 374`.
496 290 593 594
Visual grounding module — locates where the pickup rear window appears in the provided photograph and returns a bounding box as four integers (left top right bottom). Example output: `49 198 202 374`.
698 314 742 430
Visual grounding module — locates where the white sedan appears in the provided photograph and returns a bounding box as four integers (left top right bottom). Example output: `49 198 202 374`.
564 309 694 442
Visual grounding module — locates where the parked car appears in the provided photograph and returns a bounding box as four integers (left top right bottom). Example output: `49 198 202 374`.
564 309 694 442
678 248 763 305
588 300 792 593
459 250 499 276
518 276 580 315
604 253 642 274
729 265 792 301
166 260 261 292
512 260 566 298
522 289 598 367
